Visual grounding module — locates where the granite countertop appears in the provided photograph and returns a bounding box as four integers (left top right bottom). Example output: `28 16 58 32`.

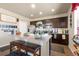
15 34 52 46
12 40 41 50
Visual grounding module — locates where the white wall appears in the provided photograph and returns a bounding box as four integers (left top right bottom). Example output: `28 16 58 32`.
18 20 28 36
68 6 78 55
0 8 30 47
0 21 17 47
68 7 75 54
0 8 30 26
0 8 29 21
30 13 68 21
0 30 15 47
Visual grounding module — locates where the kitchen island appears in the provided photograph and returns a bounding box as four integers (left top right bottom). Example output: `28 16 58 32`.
15 34 52 56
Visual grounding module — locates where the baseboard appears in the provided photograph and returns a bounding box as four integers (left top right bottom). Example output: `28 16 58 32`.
0 44 9 48
0 44 10 52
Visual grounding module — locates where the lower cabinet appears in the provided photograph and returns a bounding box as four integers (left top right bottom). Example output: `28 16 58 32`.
52 34 69 45
49 38 52 55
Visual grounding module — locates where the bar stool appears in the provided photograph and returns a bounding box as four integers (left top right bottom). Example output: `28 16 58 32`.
10 40 41 56
23 42 41 56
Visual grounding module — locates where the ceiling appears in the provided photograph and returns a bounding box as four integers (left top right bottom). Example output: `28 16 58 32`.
0 3 71 19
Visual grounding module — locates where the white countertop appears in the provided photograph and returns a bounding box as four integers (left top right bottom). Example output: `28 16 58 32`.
15 34 52 46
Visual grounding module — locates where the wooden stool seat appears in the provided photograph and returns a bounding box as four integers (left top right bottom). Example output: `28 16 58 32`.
10 40 41 56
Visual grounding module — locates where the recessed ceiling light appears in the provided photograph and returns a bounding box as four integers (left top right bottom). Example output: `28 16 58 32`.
51 9 55 12
31 4 36 8
39 11 43 15
31 14 34 17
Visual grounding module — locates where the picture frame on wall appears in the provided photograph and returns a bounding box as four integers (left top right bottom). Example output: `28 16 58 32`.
70 13 72 28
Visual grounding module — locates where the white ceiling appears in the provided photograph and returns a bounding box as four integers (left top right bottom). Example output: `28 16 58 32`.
0 3 71 19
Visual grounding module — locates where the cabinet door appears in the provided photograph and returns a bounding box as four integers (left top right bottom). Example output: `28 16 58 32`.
57 34 62 43
52 34 68 45
51 19 59 28
61 35 68 45
52 34 61 43
59 17 68 28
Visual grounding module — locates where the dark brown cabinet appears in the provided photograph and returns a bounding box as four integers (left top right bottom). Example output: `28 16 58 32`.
52 34 69 45
58 17 68 28
30 16 68 45
30 16 68 28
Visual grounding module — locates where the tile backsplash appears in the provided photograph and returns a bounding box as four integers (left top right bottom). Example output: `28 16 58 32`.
0 21 17 35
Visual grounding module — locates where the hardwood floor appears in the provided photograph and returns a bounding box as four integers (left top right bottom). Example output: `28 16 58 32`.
0 49 10 56
0 43 73 56
51 43 73 56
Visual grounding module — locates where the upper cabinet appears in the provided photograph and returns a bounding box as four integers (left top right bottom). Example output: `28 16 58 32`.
30 16 68 28
0 14 17 23
58 17 68 28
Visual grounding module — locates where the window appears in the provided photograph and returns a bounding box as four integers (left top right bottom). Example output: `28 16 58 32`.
1 14 16 23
